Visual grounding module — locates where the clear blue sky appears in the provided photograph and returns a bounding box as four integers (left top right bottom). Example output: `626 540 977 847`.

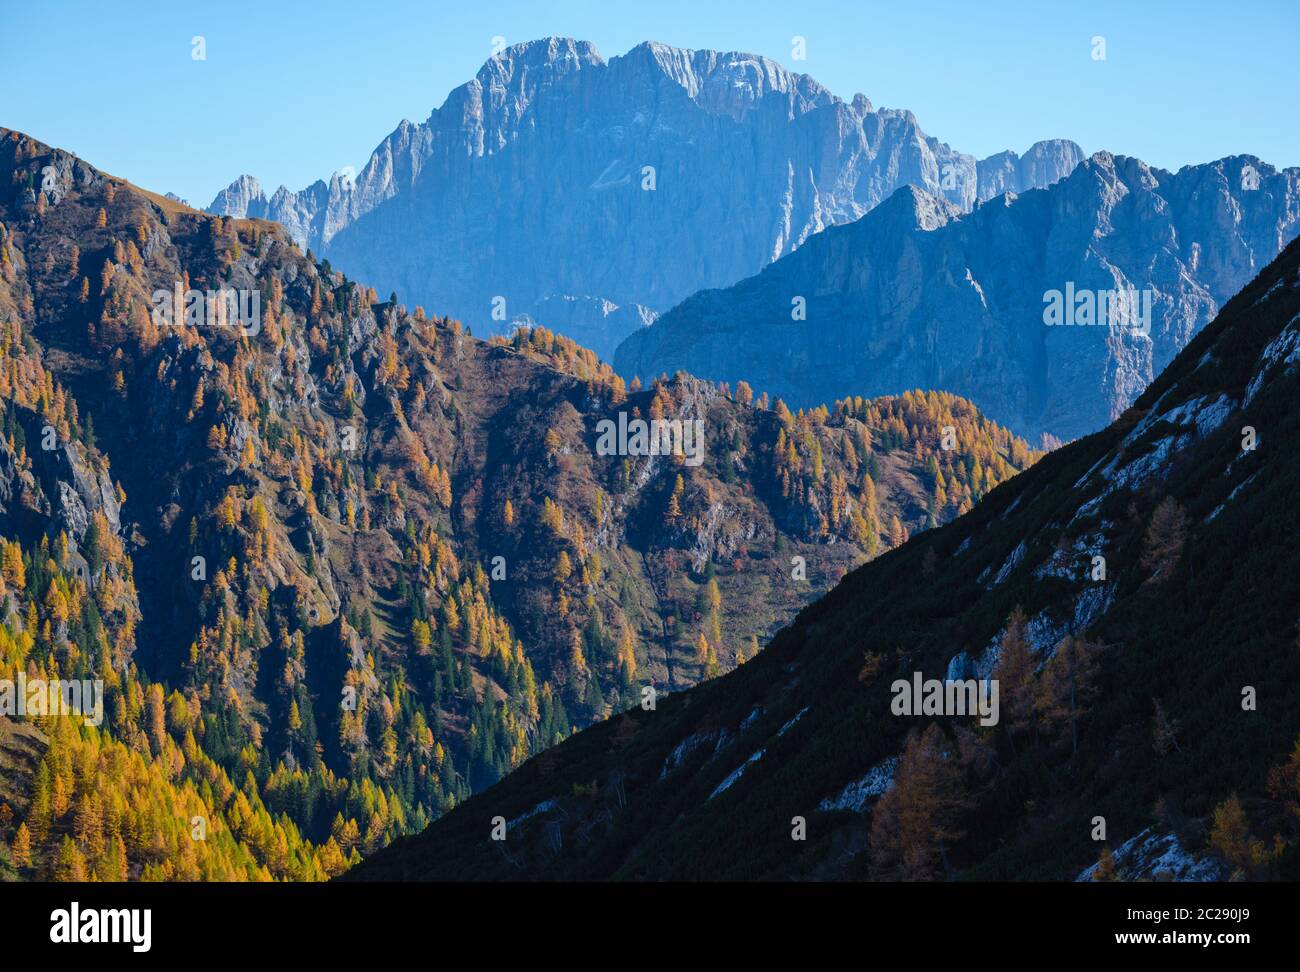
5 0 1297 206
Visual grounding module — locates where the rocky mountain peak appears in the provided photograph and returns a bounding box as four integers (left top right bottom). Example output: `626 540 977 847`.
615 41 832 118
209 38 1083 358
209 173 266 218
875 183 963 232
615 151 1300 442
976 140 1087 203
474 37 602 103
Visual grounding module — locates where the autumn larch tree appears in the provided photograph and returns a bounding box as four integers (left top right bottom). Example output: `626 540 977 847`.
1140 496 1187 582
869 724 969 880
10 821 32 868
695 631 710 664
1032 635 1100 755
887 515 906 549
992 606 1034 744
1208 794 1260 876
1265 735 1300 829
1092 845 1118 881
1151 697 1182 757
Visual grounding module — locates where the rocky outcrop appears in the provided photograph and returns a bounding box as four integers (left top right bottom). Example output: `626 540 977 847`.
0 406 121 550
616 153 1300 441
1075 829 1225 882
209 37 1081 360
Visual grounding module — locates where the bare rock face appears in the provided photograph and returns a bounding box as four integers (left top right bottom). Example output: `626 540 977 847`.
208 37 1081 358
206 174 264 219
976 140 1086 203
615 153 1300 442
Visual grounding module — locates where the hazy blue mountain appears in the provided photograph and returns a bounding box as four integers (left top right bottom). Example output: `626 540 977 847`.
209 37 1082 358
615 152 1300 441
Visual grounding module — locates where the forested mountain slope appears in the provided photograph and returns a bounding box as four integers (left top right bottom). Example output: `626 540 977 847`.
351 233 1300 881
0 129 1035 880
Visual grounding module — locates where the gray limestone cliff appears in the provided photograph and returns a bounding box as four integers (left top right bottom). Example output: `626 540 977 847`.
209 37 1081 358
614 153 1300 441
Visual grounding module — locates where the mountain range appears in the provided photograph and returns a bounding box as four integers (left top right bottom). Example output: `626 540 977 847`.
616 152 1300 442
3 31 1294 889
205 37 1300 448
0 128 1037 880
207 37 1084 359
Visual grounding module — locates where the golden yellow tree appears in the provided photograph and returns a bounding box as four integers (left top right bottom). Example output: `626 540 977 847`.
10 822 32 867
993 606 1034 739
